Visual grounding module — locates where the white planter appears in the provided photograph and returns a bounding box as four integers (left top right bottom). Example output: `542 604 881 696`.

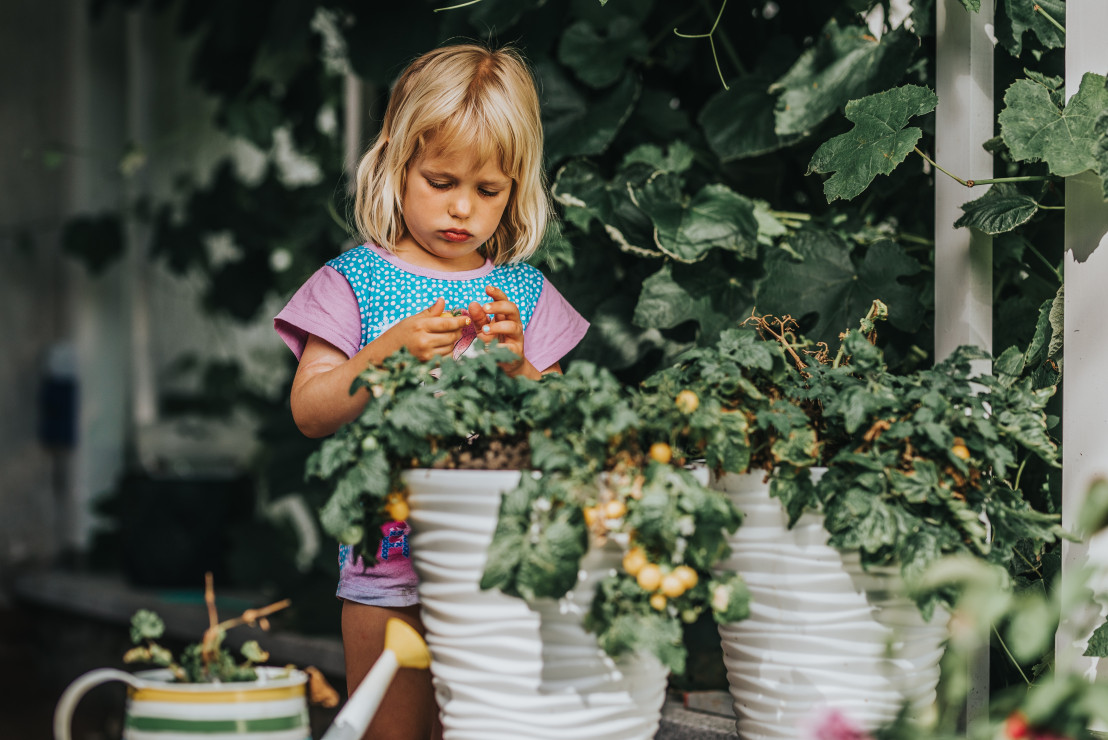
713 471 948 739
405 468 668 740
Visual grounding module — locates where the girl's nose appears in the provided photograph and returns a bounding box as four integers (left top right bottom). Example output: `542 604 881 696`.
450 194 472 218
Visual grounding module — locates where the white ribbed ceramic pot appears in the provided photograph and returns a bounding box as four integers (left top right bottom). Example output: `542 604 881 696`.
713 471 948 740
405 468 668 740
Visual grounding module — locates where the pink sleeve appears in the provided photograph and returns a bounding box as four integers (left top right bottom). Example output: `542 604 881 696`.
523 279 590 372
274 266 362 360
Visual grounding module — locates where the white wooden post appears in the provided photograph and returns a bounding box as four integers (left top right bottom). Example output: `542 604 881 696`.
934 0 993 364
1058 0 1108 680
934 0 994 722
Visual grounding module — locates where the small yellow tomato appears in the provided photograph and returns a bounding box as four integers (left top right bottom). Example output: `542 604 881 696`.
674 565 699 590
386 501 410 521
583 506 600 527
675 390 700 414
649 442 673 464
637 563 663 592
650 593 668 611
951 438 970 461
622 547 647 576
661 573 686 598
604 499 627 520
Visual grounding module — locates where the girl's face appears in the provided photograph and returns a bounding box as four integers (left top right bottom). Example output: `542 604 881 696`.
394 144 513 271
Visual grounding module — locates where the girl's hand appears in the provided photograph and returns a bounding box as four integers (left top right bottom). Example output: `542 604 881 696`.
386 298 471 362
469 286 537 378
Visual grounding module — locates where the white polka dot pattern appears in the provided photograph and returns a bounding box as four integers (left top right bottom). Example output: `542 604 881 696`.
327 246 545 349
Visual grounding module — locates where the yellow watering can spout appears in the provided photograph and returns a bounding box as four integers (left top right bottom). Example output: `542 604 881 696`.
318 618 431 740
386 617 432 669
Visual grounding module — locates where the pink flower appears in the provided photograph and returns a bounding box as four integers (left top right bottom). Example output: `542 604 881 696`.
806 708 874 740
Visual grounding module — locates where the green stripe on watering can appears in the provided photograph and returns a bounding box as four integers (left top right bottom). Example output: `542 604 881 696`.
124 712 308 733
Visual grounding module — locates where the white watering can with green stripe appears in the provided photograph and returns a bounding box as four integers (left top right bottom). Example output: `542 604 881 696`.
54 619 431 740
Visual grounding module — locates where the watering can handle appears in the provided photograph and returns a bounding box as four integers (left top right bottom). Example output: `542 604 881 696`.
53 668 142 740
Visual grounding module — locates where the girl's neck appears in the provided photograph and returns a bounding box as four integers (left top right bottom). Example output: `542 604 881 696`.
391 237 488 272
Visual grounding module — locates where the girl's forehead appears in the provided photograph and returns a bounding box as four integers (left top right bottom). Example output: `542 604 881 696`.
414 142 511 179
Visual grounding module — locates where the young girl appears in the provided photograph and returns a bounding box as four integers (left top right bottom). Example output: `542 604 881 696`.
274 44 588 740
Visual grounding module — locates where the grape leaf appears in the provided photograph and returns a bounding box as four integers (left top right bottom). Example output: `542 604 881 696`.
999 72 1108 178
699 74 793 161
1096 109 1108 200
756 231 924 345
631 175 759 262
807 84 937 202
995 0 1065 57
634 255 754 344
540 63 641 163
557 17 648 89
772 20 918 137
953 183 1040 235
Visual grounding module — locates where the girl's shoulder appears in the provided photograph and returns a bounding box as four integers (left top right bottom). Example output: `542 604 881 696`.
326 243 383 273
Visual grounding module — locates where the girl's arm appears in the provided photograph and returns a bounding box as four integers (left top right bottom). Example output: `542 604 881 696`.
291 299 469 437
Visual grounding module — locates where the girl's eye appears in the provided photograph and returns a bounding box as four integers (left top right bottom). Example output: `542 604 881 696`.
479 188 501 198
427 180 451 190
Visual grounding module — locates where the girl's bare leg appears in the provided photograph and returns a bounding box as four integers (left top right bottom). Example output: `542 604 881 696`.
341 601 443 740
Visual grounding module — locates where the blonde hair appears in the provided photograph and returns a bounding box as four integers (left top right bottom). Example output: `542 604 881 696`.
353 44 549 265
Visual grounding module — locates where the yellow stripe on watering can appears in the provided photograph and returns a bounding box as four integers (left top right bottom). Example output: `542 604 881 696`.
124 712 308 732
128 685 305 704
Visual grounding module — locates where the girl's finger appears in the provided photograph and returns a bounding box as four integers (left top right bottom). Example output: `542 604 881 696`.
480 320 522 339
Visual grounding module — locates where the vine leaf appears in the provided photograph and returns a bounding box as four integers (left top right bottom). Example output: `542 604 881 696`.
995 0 1065 58
756 231 924 345
634 256 753 345
557 17 648 89
771 20 918 137
700 74 796 161
953 183 1039 235
999 72 1108 178
632 175 759 263
540 63 641 163
807 84 938 203
1096 109 1108 199
959 0 981 11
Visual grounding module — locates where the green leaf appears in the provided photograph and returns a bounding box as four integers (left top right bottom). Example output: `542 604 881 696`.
756 232 924 345
772 21 918 137
540 63 641 162
999 72 1108 177
953 183 1040 235
807 84 938 202
557 17 648 89
62 213 126 274
632 176 759 262
622 142 696 174
995 0 1065 57
240 640 269 664
551 159 610 233
1096 109 1108 199
959 0 981 10
634 256 754 344
699 74 793 161
130 610 166 643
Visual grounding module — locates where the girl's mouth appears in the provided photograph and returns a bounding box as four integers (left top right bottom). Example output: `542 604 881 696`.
441 229 472 243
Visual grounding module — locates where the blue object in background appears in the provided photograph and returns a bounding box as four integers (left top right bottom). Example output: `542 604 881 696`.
38 342 77 449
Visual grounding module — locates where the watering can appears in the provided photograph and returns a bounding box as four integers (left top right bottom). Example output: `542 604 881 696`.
54 618 431 740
